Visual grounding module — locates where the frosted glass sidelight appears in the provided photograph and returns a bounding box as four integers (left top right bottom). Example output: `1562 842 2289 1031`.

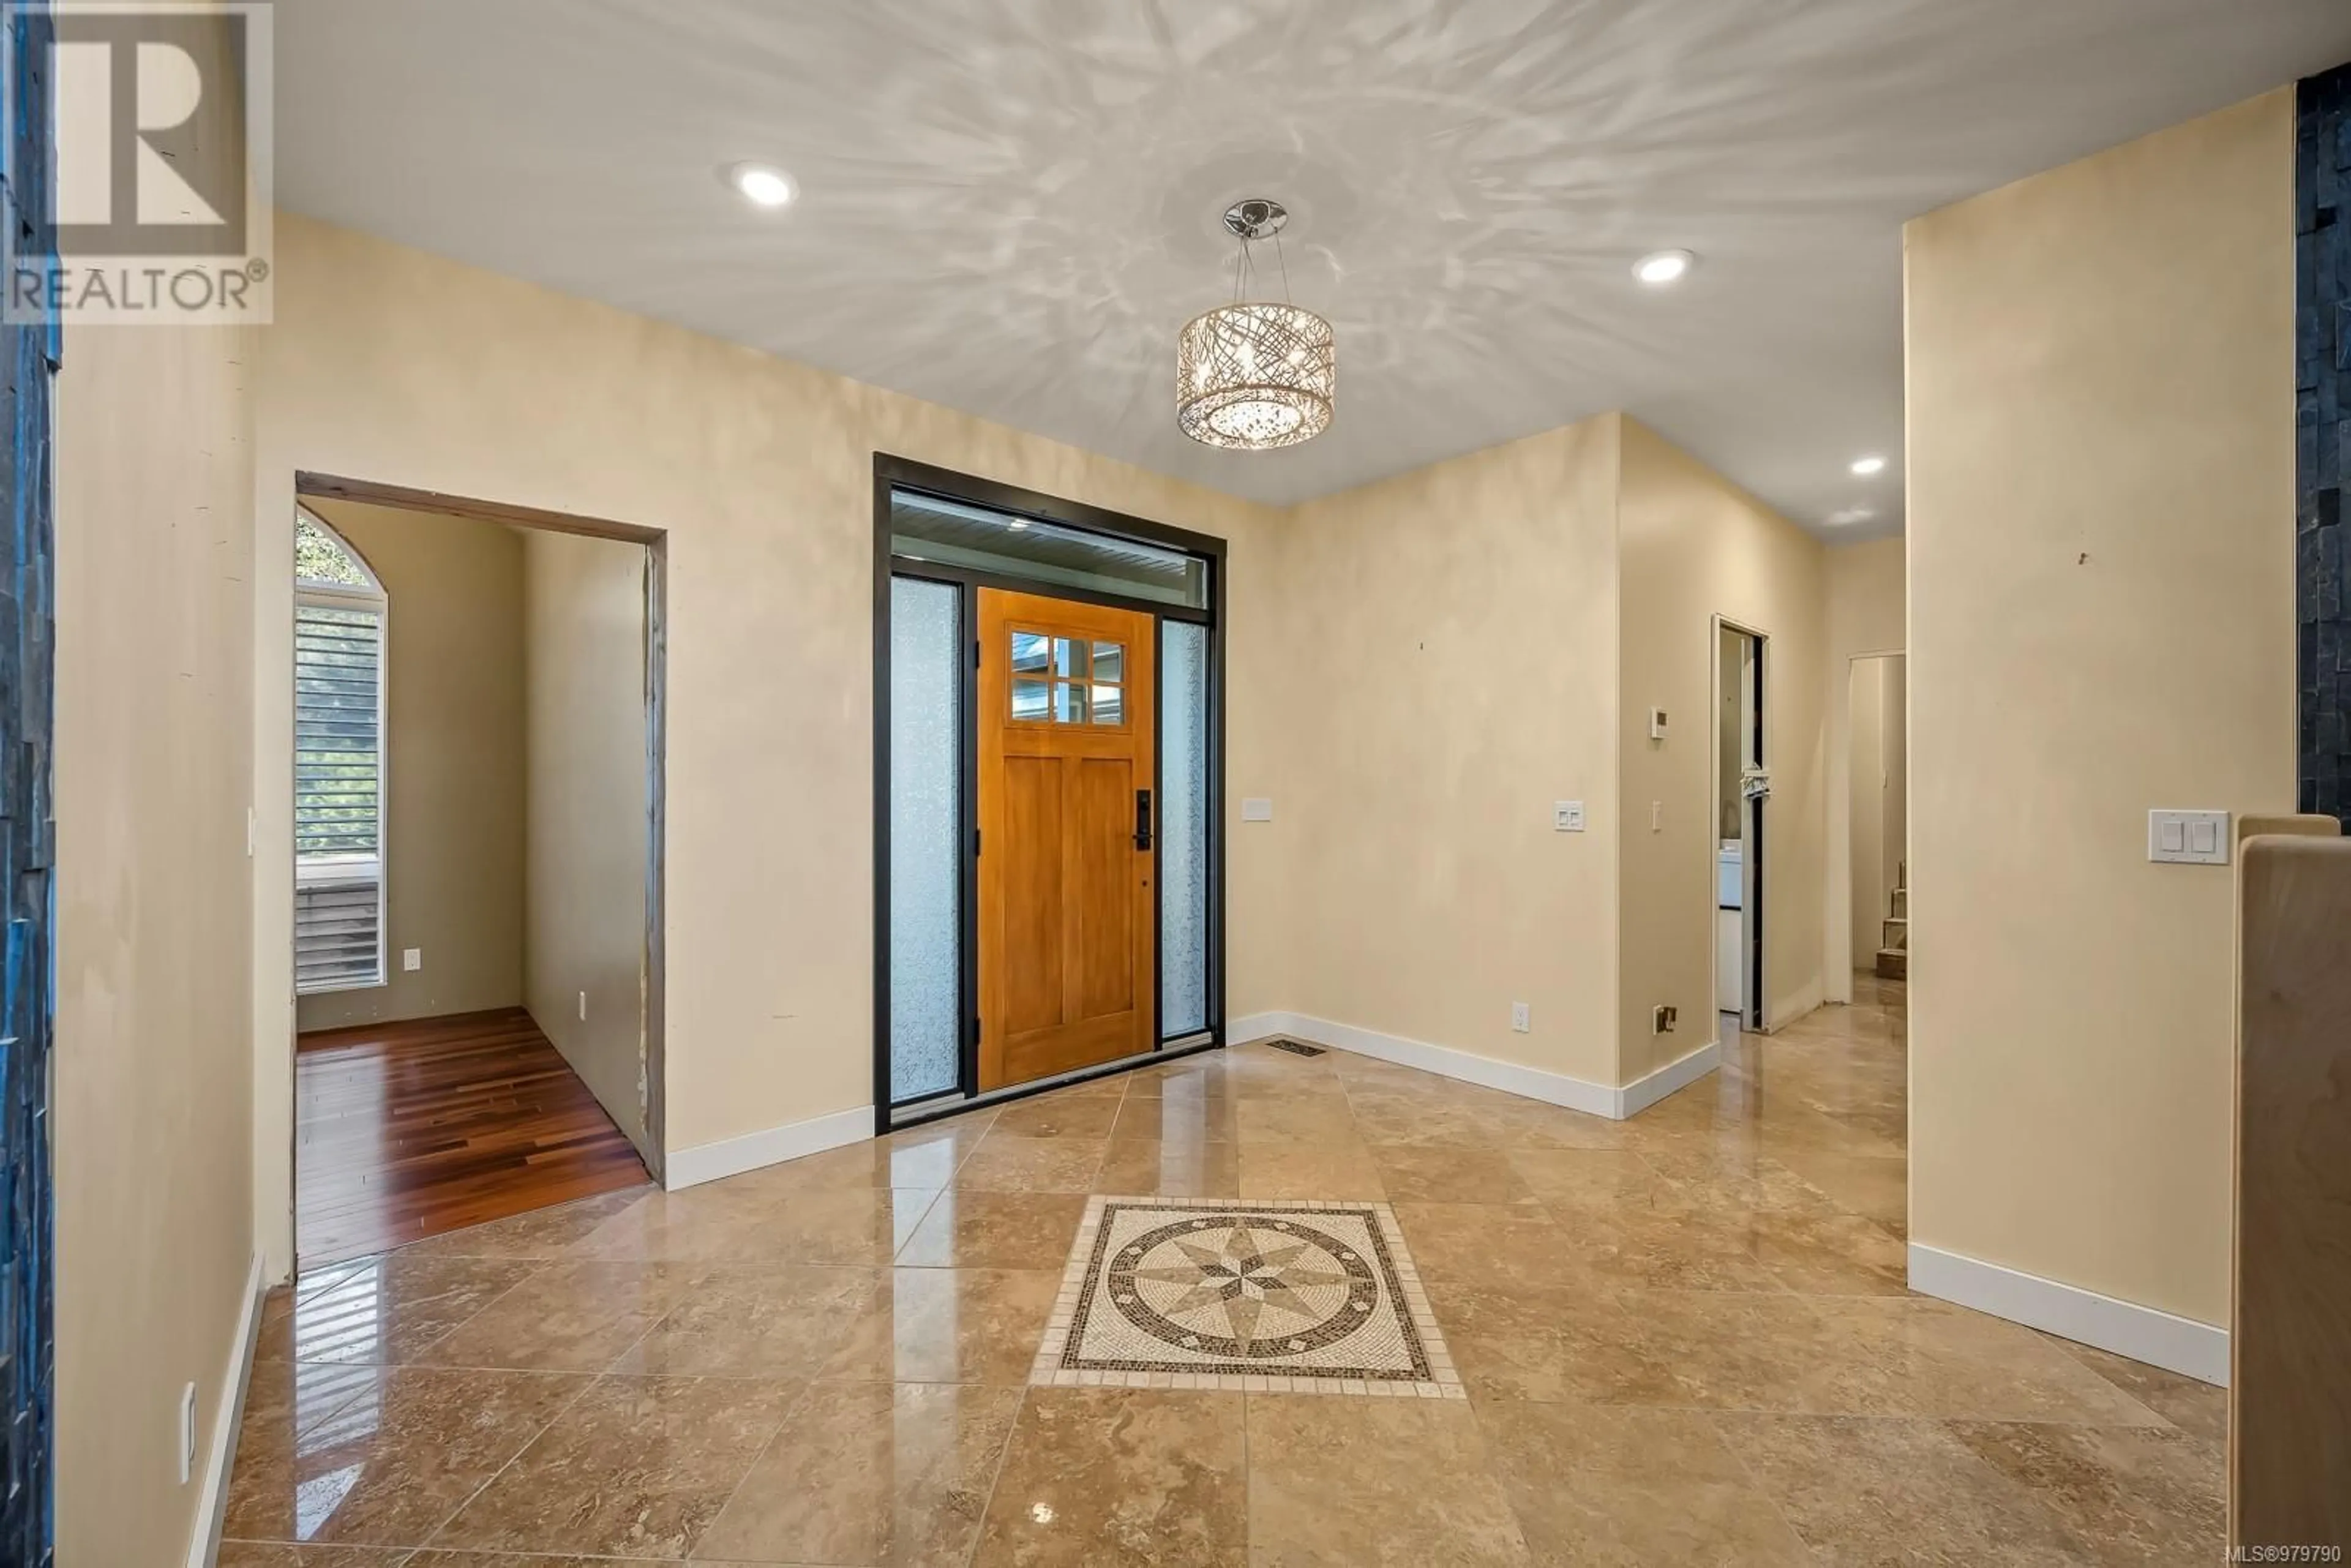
1161 621 1210 1038
890 577 962 1103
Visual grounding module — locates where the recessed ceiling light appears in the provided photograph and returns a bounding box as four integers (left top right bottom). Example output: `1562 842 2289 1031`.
1850 454 1888 476
1829 506 1878 527
1632 249 1694 287
726 162 797 209
1007 519 1029 531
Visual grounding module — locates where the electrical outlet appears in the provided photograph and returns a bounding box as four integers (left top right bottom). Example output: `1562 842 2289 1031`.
1653 1005 1678 1035
1510 1002 1531 1033
578 990 588 1022
178 1382 197 1485
402 947 421 972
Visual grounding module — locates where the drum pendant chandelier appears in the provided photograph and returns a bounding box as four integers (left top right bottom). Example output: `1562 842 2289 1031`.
1177 198 1335 451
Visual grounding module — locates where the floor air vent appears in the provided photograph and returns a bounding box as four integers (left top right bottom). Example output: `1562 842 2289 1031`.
1267 1038 1327 1057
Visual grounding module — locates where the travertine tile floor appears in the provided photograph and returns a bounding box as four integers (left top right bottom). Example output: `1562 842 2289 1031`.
222 977 2226 1565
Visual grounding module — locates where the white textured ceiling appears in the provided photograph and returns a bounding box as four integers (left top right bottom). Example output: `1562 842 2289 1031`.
276 1 2351 537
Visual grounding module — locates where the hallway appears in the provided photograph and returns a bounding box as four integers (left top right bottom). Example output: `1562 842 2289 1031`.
296 1008 653 1266
224 983 2224 1564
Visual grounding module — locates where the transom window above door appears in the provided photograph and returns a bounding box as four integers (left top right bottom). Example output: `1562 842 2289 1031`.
1009 630 1127 726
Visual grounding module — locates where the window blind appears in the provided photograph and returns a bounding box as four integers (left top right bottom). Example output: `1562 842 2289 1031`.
294 598 384 992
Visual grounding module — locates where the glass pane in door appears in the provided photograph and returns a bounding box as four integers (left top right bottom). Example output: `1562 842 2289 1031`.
1161 620 1210 1037
890 577 961 1102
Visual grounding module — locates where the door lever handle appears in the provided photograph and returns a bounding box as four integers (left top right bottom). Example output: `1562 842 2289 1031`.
1134 788 1153 852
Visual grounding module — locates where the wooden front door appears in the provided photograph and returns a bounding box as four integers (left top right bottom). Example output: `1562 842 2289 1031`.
977 588 1157 1090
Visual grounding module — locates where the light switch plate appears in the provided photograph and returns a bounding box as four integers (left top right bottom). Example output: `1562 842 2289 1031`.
1241 798 1274 823
2148 809 2230 865
1553 800 1585 833
402 947 421 972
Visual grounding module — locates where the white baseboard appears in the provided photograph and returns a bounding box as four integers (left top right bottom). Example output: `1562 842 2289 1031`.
1908 1242 2229 1387
663 1105 873 1191
188 1252 267 1568
1235 1011 1716 1122
1226 1010 1293 1046
1617 1038 1723 1117
1281 1013 1615 1116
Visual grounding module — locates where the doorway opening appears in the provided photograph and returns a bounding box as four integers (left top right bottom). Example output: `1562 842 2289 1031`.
874 457 1225 1130
1713 620 1768 1032
1848 653 1908 985
288 476 666 1267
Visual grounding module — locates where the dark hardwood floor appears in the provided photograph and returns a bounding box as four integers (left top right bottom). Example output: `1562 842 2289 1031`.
296 1005 652 1267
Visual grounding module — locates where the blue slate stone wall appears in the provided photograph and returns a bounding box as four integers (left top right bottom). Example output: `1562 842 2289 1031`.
0 4 54 1564
2301 64 2351 823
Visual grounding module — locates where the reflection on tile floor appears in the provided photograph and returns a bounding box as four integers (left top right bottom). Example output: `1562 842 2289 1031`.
223 976 2229 1565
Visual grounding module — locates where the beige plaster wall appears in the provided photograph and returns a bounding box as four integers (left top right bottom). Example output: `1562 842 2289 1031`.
55 321 258 1564
524 527 653 1154
295 499 527 1031
1271 419 1625 1086
1849 656 1888 972
51 17 258 1563
1905 88 2297 1326
1618 418 1829 1078
1715 631 1744 844
1823 535 1907 1002
1881 658 1907 921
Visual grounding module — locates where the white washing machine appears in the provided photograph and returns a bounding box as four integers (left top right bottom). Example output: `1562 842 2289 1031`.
1715 840 1744 1011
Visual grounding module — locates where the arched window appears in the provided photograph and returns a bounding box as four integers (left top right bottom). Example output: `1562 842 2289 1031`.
293 508 388 993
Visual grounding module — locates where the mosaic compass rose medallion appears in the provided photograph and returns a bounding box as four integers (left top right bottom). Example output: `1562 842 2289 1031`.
1035 1198 1463 1397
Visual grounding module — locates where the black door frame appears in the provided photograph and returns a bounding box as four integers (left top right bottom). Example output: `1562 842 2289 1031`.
1745 628 1768 1030
871 456 1228 1131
